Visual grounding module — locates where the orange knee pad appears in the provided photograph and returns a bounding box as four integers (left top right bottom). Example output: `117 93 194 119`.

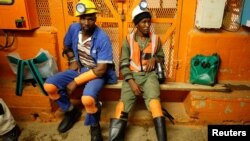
81 96 98 114
43 83 60 100
114 101 125 119
149 99 163 118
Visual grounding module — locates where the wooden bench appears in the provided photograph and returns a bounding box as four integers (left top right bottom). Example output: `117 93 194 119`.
104 80 231 92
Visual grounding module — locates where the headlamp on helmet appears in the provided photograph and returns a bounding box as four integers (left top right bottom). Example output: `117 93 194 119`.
132 0 151 24
139 0 148 10
76 3 86 14
74 0 98 16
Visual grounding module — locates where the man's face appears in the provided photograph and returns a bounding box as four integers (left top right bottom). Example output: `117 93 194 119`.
79 13 96 32
136 18 151 35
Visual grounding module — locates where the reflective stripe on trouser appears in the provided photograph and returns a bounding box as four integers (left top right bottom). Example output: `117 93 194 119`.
120 71 160 112
149 99 163 118
45 69 80 112
43 83 60 100
82 78 105 126
114 101 125 119
0 98 16 136
81 96 98 114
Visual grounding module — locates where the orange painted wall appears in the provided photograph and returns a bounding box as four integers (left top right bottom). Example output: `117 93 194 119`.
185 29 250 81
0 28 60 79
176 0 250 123
0 28 59 120
177 0 250 82
184 91 250 123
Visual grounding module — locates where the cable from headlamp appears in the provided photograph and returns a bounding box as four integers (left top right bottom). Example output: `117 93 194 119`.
0 30 16 50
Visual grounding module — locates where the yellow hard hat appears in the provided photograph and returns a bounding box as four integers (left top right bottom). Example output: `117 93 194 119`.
75 0 98 17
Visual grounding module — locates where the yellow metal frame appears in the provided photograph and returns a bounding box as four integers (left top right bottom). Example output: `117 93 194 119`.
59 0 183 81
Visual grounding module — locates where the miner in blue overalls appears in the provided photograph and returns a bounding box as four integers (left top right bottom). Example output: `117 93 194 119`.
43 0 117 140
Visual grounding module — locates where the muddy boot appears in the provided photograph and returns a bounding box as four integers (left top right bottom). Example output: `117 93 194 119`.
154 116 167 141
3 125 21 141
109 118 127 141
90 124 103 141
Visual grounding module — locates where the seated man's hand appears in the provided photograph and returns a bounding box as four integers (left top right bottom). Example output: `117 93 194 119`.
128 79 143 96
66 80 78 95
69 61 80 72
145 57 156 72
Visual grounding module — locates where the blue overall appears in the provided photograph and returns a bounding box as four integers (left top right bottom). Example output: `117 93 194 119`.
45 23 117 126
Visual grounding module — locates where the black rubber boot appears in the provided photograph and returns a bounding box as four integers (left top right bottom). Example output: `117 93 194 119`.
95 101 102 122
3 125 21 141
154 116 167 141
90 124 103 141
58 106 82 133
109 118 127 141
90 101 103 141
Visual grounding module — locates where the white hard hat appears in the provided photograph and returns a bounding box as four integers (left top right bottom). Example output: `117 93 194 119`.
132 5 149 21
131 4 151 25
